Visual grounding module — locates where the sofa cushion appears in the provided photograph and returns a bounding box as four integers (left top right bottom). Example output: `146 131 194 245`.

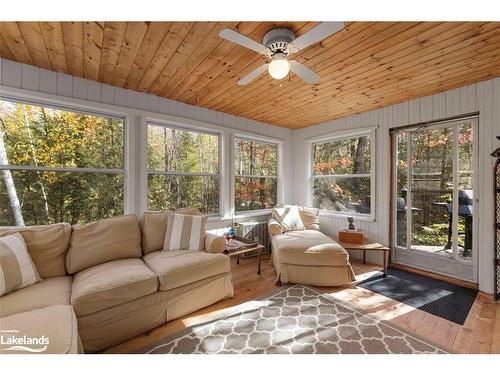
272 205 305 232
143 250 230 291
0 276 72 318
66 215 142 274
273 230 349 267
0 233 41 296
140 208 201 254
299 207 320 231
0 223 71 278
71 258 158 317
163 213 207 251
0 305 81 354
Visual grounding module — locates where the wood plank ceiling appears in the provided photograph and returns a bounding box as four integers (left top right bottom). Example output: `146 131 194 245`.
1 22 499 128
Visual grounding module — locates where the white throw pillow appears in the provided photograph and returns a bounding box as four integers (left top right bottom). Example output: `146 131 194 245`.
163 213 207 251
0 233 41 296
272 205 305 232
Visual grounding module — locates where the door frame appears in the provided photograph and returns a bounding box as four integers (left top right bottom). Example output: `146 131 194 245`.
390 115 479 283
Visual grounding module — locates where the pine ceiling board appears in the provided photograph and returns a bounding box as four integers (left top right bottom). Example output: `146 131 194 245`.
112 22 149 88
61 22 84 77
98 22 127 84
0 22 34 65
148 22 218 95
136 22 194 92
246 22 497 121
83 22 104 81
1 21 499 128
216 22 412 114
39 22 68 74
125 22 172 90
18 22 52 70
158 21 239 97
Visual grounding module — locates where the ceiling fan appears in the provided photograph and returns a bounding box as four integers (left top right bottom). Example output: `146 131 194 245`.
219 22 344 85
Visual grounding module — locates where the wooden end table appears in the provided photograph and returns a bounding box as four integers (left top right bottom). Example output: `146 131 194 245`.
333 236 390 277
224 236 265 275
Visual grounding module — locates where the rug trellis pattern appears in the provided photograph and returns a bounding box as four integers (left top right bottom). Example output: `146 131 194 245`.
139 285 446 354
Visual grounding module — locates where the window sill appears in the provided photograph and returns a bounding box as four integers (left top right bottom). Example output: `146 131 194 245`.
319 210 375 222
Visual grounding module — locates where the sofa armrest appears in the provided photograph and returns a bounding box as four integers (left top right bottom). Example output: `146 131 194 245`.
268 219 283 237
204 232 226 253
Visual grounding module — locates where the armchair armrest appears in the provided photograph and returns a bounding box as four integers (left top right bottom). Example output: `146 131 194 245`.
268 218 283 237
204 232 226 253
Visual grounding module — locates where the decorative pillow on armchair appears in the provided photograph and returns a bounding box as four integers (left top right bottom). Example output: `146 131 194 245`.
163 213 208 251
272 205 305 232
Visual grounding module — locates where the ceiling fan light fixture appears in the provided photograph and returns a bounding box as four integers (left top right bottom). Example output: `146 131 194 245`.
268 57 290 80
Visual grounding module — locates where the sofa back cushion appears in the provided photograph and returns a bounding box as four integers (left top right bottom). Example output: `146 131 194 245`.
299 207 320 231
0 233 42 296
140 208 201 254
0 223 71 278
66 215 141 274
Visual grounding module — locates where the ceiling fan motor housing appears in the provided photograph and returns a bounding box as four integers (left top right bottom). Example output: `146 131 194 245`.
263 28 296 56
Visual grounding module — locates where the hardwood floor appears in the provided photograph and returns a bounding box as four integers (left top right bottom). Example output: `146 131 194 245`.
104 256 500 354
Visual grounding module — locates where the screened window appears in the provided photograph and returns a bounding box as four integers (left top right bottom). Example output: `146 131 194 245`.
234 137 278 212
311 131 374 216
0 99 125 226
147 124 220 214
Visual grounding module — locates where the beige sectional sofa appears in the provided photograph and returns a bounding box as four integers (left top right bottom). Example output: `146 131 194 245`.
0 209 233 354
269 206 355 287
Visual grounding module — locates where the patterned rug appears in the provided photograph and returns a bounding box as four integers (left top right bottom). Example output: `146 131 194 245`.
136 285 447 354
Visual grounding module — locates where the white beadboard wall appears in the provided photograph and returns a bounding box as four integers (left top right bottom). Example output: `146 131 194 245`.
293 78 500 294
0 58 294 230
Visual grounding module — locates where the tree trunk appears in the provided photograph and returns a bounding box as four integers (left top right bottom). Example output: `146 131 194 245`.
353 136 368 174
0 127 25 226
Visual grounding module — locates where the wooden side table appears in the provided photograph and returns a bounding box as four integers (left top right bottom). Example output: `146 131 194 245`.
333 236 390 277
224 236 265 275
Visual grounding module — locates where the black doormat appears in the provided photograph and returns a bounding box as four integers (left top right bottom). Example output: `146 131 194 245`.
358 268 478 325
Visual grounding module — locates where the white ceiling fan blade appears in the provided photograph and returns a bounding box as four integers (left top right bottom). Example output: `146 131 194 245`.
219 29 267 53
289 61 320 84
291 22 344 51
237 64 269 85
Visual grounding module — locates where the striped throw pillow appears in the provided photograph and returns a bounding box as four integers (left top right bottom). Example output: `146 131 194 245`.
0 233 41 296
163 213 207 251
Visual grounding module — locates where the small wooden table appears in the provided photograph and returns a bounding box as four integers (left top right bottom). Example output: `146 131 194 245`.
224 236 265 275
333 236 390 277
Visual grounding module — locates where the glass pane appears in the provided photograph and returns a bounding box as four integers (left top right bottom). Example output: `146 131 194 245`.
457 122 474 261
234 138 277 176
147 125 219 174
234 177 277 211
148 174 219 214
312 135 371 175
312 177 371 214
395 131 408 247
0 170 123 226
0 100 124 169
410 126 453 256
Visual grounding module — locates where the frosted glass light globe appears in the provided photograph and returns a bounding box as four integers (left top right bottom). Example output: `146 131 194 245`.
268 58 290 80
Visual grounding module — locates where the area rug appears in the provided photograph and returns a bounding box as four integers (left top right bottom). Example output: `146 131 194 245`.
136 285 447 354
358 268 478 325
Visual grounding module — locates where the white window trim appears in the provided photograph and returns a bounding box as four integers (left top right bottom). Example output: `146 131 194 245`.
307 126 377 222
145 120 223 217
0 94 132 217
232 133 282 215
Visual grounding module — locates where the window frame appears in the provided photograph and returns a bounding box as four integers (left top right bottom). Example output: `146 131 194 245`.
145 120 223 216
0 95 130 223
232 134 281 215
308 127 377 221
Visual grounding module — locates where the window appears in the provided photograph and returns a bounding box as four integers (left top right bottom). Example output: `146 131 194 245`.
0 98 125 226
234 137 278 212
311 130 374 217
147 123 220 214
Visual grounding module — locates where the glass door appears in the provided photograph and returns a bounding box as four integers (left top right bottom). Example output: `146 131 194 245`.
392 117 477 282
